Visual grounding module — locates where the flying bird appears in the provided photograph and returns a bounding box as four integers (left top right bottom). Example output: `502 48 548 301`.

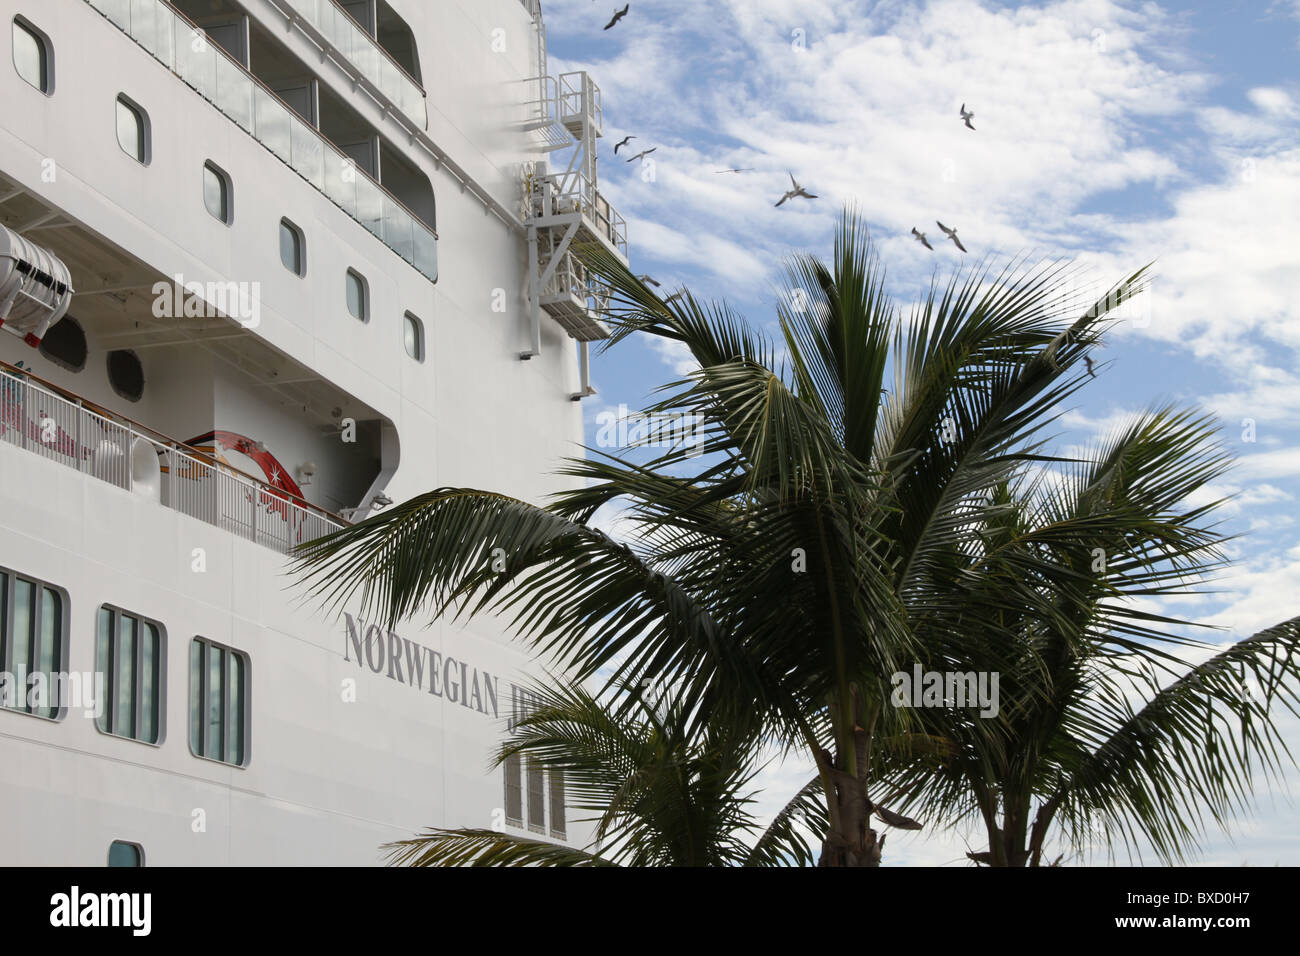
936 220 968 253
960 103 975 130
1084 356 1097 378
775 172 818 207
613 135 635 155
911 227 934 251
664 291 685 304
714 167 755 174
638 274 661 287
626 146 657 163
604 4 629 30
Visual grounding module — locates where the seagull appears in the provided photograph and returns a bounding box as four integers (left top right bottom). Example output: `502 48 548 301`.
776 172 818 207
626 146 657 163
935 220 968 253
614 135 635 155
911 227 934 251
714 167 755 174
638 274 661 287
960 103 975 130
1084 356 1097 378
604 4 629 30
664 291 685 304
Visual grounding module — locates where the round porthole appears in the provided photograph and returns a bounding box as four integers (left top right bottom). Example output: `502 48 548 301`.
107 349 144 402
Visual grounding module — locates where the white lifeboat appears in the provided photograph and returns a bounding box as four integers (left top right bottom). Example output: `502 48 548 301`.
0 223 74 347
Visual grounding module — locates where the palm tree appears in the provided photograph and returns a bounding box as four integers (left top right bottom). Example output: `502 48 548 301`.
874 407 1300 864
293 209 1152 866
384 678 828 866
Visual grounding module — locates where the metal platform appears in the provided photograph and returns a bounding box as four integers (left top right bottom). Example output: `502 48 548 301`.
521 71 627 358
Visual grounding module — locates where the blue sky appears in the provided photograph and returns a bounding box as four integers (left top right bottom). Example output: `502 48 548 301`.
536 0 1300 864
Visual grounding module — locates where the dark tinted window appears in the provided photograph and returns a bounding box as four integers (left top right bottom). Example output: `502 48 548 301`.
107 350 144 402
38 316 87 372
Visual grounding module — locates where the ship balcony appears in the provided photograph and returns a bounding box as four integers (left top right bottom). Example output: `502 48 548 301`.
82 0 437 282
0 360 346 554
539 255 611 343
268 0 428 130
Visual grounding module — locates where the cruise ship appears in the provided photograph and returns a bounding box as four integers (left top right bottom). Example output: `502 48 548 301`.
0 0 624 864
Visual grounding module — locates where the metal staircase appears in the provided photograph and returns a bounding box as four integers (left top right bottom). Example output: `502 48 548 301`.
521 70 628 357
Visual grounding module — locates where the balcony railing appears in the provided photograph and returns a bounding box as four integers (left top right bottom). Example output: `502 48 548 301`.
556 71 602 135
0 362 345 554
274 0 427 129
533 172 627 256
83 0 437 282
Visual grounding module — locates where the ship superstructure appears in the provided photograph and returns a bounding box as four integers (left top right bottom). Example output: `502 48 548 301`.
0 0 624 864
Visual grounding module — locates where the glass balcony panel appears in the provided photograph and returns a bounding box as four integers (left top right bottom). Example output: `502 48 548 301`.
379 57 402 107
323 5 353 60
355 176 384 239
352 34 379 88
130 0 174 69
322 148 357 217
400 83 426 127
413 225 437 281
214 54 253 132
174 19 216 98
383 196 414 263
254 87 292 164
96 0 132 30
291 116 324 190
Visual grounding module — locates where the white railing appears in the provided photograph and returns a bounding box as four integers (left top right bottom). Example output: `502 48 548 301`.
542 251 590 301
533 173 627 256
557 72 602 134
0 364 344 554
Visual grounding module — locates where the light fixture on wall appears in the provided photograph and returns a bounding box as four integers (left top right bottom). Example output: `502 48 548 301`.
298 461 317 486
339 491 394 522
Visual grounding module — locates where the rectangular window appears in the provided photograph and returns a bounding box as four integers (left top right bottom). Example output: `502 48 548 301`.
189 637 248 766
548 769 567 838
403 311 424 361
108 840 143 867
203 161 232 224
526 758 546 833
12 18 49 94
0 568 67 719
115 95 148 164
280 218 305 276
503 753 523 827
95 606 163 744
345 268 368 322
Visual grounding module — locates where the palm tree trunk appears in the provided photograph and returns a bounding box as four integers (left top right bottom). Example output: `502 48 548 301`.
817 770 884 866
816 691 884 866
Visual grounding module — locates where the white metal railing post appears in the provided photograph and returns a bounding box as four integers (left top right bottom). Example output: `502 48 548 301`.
19 378 28 451
75 399 83 473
